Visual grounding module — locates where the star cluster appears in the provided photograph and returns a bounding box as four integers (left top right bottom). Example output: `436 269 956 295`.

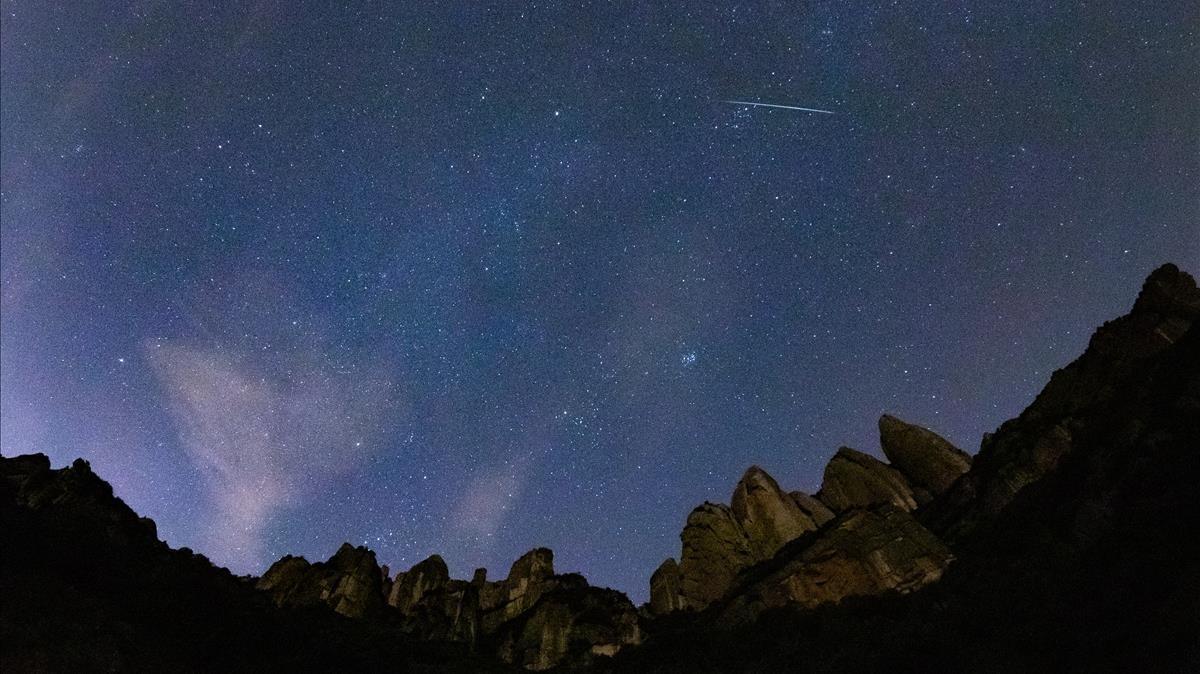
1 2 1196 600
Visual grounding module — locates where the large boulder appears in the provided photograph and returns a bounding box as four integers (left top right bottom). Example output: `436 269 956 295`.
878 414 971 495
719 504 953 625
677 503 753 610
817 447 920 512
730 466 820 560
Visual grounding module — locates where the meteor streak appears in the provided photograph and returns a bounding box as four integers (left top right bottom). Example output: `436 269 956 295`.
723 99 834 114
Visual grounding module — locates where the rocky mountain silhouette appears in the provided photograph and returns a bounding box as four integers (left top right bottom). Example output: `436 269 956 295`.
3 263 1197 672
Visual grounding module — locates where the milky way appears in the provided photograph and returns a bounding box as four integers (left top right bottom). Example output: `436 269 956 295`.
1 3 1196 600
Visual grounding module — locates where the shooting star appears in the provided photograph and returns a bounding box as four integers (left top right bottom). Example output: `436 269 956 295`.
723 100 834 115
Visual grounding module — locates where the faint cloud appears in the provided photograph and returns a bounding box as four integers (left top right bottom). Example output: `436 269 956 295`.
144 274 398 572
451 451 537 543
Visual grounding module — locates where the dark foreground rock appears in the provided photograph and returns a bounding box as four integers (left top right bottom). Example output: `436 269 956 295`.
0 454 511 672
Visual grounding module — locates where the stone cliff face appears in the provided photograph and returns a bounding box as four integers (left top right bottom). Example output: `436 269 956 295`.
924 263 1200 542
257 543 386 619
387 554 450 613
648 558 684 614
719 504 952 624
658 421 958 614
730 466 820 560
646 263 1200 632
255 542 640 670
614 264 1200 672
494 583 642 671
676 502 753 610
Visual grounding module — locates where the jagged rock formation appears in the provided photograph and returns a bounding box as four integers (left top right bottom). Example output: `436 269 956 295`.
730 466 820 560
924 262 1200 542
719 504 953 624
387 553 450 612
2 454 160 547
485 547 557 629
648 558 684 614
255 541 639 670
614 263 1200 673
5 263 1196 673
676 502 754 610
658 444 954 618
665 449 940 613
495 582 642 670
878 414 971 495
817 447 920 512
257 543 386 618
0 453 510 672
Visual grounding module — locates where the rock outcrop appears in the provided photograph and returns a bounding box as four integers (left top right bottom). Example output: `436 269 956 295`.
257 543 386 619
495 583 642 671
817 447 920 512
1 454 498 672
730 466 820 560
256 541 639 670
648 558 684 615
878 414 971 496
1 454 160 548
719 504 953 624
925 263 1200 541
387 554 450 612
677 502 754 610
489 547 556 626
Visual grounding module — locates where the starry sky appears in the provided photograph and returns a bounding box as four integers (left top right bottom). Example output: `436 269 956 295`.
1 2 1196 601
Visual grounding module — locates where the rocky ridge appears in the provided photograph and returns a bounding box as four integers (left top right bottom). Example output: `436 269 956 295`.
642 262 1199 636
3 263 1196 672
653 416 968 614
257 542 641 669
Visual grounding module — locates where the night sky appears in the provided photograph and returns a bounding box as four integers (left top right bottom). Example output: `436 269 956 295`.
2 2 1196 601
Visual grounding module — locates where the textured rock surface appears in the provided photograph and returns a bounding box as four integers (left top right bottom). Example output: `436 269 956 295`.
789 491 835 527
818 447 920 512
677 502 753 610
925 263 1200 541
483 547 557 630
648 558 684 615
878 414 971 495
387 554 450 612
257 543 386 619
495 583 642 671
719 504 953 624
730 466 819 560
